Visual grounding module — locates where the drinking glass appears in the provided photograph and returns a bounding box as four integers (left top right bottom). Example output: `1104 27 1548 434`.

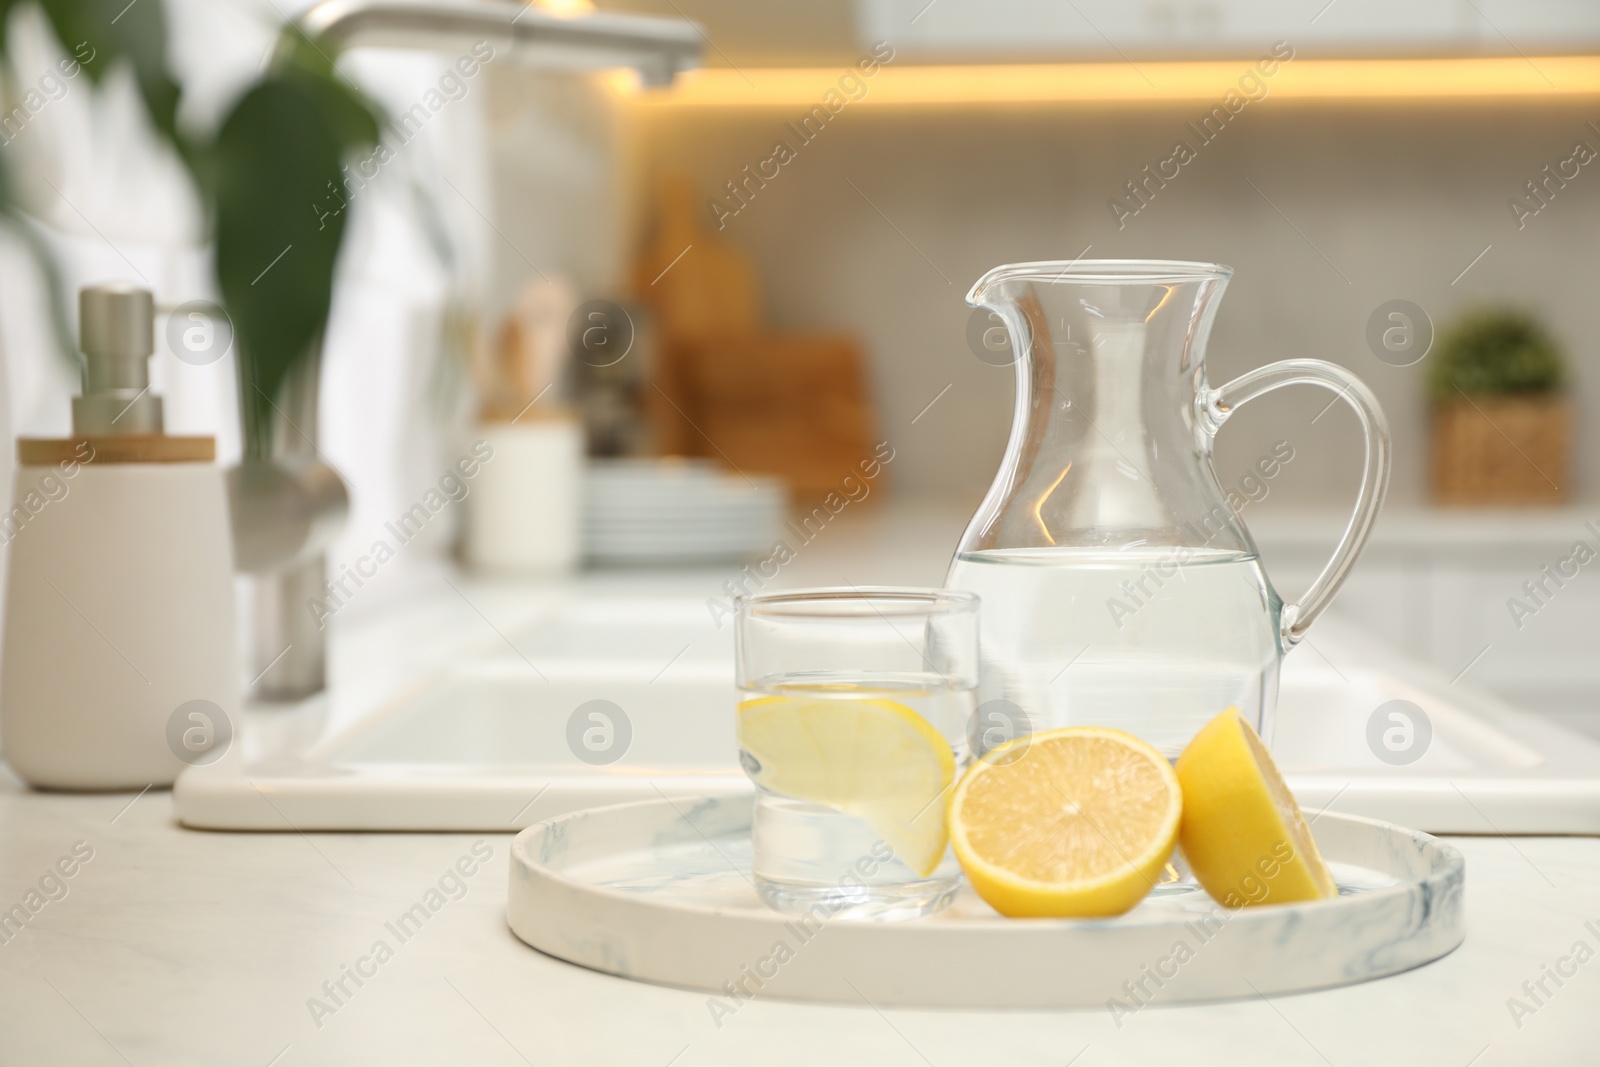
734 588 979 921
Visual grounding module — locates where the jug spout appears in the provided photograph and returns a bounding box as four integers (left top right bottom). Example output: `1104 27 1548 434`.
965 258 1232 310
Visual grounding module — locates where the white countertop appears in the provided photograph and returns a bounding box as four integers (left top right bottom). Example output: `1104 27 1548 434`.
4 783 1598 1066
6 497 1600 1065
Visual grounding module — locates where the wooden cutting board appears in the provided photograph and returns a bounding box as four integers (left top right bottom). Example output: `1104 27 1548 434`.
635 175 877 504
657 332 875 501
632 173 760 341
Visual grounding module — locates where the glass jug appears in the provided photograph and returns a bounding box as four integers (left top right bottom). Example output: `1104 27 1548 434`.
946 260 1390 758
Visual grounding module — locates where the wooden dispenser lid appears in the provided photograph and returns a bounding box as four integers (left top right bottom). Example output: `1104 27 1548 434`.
18 435 216 465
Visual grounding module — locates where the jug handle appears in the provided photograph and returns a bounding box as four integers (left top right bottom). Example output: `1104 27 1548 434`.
1203 359 1391 647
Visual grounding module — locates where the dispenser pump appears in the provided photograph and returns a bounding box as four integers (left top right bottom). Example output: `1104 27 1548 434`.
72 283 163 435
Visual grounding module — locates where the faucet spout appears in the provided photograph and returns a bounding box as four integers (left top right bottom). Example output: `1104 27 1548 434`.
231 344 348 702
294 0 702 87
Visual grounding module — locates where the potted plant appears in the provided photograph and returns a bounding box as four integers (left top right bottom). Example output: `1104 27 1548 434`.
1429 308 1571 506
0 1 379 458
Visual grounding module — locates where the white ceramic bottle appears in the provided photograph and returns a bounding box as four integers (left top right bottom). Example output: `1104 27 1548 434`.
0 284 237 790
463 417 583 575
461 280 584 575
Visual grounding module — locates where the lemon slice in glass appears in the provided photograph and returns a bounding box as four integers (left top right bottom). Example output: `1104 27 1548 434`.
737 694 956 877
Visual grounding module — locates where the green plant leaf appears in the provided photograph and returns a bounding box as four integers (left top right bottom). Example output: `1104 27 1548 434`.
0 0 22 56
213 33 380 456
0 148 74 365
1428 307 1567 400
213 79 346 453
271 29 382 152
37 0 186 156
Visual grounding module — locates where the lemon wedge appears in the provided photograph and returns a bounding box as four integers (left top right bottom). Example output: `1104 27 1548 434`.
737 694 956 877
1175 706 1336 908
948 727 1182 918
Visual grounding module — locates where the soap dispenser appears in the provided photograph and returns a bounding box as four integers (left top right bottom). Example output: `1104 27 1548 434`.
0 283 238 790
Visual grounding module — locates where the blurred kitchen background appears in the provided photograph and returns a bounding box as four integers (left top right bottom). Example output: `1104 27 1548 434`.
2 0 1598 731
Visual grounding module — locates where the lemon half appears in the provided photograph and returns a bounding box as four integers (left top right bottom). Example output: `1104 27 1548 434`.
1175 706 1336 908
737 694 956 877
949 727 1182 918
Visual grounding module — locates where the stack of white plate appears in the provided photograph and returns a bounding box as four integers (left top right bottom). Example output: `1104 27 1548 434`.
583 459 787 565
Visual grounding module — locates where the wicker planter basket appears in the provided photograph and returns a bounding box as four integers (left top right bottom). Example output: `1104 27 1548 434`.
1430 395 1570 505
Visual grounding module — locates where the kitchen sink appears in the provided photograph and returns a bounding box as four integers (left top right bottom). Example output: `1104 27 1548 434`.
175 577 1600 834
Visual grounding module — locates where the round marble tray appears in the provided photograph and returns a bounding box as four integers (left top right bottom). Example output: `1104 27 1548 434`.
506 795 1464 1009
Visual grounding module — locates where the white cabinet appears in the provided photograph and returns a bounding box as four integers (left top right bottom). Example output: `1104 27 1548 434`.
857 0 1600 59
1252 508 1600 736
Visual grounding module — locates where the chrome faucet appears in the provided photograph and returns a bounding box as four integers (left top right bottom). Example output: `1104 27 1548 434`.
231 0 701 701
298 0 701 86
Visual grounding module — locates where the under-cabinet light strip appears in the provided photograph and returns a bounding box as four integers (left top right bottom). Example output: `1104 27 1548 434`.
621 56 1600 107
